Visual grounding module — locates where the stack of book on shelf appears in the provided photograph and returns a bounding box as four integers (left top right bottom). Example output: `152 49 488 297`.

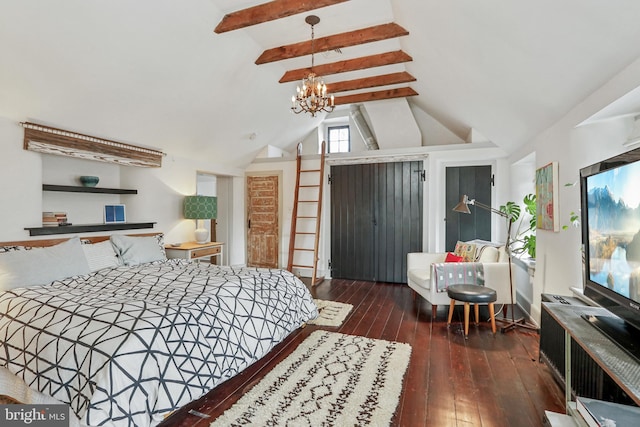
576 396 640 427
42 212 71 227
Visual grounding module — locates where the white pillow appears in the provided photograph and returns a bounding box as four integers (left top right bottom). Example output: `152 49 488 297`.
0 237 91 291
498 246 510 262
110 235 166 266
476 245 499 262
82 240 122 272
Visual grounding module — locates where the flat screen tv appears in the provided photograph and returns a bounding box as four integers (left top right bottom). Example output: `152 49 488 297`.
580 147 640 362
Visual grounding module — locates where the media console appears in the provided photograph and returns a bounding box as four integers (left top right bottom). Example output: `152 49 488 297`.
542 302 640 425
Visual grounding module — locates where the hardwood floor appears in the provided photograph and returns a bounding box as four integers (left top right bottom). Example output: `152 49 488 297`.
159 279 565 426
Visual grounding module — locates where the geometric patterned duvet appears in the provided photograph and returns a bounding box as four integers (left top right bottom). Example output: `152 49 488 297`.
0 260 318 427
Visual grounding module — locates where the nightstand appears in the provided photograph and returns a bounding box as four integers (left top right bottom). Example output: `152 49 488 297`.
165 241 224 263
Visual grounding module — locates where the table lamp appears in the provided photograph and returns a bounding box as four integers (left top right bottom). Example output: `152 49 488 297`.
184 195 217 244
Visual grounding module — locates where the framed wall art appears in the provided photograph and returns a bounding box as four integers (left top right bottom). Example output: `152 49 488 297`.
536 161 559 232
104 204 126 224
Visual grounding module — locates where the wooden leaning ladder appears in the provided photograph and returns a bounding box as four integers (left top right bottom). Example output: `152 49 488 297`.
287 142 326 286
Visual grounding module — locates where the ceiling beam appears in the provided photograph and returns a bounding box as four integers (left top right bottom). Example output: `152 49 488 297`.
279 50 413 83
214 0 350 33
328 71 416 93
333 87 418 105
256 23 409 65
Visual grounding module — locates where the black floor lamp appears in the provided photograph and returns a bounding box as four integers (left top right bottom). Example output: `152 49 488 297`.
453 195 538 333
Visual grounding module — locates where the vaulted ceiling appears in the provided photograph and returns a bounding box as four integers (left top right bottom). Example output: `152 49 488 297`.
216 1 417 107
2 1 640 169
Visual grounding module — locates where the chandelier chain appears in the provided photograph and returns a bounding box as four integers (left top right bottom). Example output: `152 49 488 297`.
310 23 315 71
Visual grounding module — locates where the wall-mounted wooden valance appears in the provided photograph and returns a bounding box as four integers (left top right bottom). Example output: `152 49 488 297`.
21 122 164 167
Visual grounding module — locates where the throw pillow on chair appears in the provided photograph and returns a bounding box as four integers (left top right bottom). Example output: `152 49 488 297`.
454 241 476 262
445 252 464 263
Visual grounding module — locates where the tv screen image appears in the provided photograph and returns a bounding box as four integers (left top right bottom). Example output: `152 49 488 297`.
585 161 640 302
580 147 640 362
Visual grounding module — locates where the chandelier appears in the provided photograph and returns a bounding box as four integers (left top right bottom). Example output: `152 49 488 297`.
291 15 335 117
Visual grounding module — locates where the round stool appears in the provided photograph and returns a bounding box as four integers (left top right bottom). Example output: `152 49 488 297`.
446 284 497 337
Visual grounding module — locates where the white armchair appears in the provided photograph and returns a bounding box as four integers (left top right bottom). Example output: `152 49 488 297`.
406 243 516 320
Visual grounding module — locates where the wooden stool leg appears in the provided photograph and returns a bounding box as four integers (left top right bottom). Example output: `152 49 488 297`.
447 300 455 325
464 302 470 337
474 304 480 325
488 303 497 334
432 304 438 321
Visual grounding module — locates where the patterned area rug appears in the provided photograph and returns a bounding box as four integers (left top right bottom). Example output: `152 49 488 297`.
210 330 411 427
308 299 353 327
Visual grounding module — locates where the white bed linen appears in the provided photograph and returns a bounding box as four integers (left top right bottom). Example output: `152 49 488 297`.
0 260 317 427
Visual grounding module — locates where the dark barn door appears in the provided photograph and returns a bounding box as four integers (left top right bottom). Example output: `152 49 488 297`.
330 161 423 283
445 165 492 251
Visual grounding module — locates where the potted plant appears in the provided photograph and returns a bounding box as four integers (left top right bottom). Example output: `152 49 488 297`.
500 194 537 259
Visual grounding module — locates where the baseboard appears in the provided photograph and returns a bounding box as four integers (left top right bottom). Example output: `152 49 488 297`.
516 301 540 329
531 304 542 327
515 290 540 329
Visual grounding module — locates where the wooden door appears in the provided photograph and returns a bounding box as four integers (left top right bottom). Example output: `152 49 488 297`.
330 161 423 283
246 175 279 268
445 165 492 251
330 163 376 281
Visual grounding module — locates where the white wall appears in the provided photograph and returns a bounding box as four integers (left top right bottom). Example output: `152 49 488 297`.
0 117 42 240
363 99 422 149
217 176 243 266
42 155 123 225
0 116 246 266
120 154 244 265
511 56 640 323
410 104 466 146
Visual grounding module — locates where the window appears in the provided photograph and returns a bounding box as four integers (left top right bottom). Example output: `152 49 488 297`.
328 125 350 153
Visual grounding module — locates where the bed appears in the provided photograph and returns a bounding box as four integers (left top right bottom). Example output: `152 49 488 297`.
0 234 318 427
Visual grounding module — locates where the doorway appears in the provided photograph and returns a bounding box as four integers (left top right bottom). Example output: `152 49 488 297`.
330 161 423 283
246 174 281 268
445 165 493 251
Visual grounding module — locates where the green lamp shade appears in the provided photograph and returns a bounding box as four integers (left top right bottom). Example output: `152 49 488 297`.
184 196 217 219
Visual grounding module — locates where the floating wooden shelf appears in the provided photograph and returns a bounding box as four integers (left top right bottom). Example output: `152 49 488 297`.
42 184 137 195
25 222 156 236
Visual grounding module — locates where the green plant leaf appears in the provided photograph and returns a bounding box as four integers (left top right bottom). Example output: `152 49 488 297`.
523 234 536 258
503 193 536 259
523 194 536 216
570 211 580 227
499 201 521 222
